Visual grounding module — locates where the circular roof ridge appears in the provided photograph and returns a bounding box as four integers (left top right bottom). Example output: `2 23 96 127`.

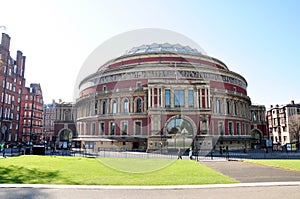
124 43 202 55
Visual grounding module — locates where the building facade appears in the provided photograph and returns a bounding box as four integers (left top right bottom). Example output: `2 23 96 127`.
0 33 26 144
75 43 258 152
20 83 43 144
42 100 56 146
267 101 300 145
53 101 76 149
250 105 267 147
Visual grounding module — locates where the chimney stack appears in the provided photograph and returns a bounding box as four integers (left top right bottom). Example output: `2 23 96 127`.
291 100 295 105
1 33 11 50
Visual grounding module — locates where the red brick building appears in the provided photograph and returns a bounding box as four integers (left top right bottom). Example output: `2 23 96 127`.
42 100 56 146
20 83 43 144
1 33 44 146
250 105 267 148
0 33 26 144
76 43 262 152
53 101 76 149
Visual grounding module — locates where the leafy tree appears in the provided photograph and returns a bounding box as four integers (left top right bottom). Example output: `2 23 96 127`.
289 114 300 149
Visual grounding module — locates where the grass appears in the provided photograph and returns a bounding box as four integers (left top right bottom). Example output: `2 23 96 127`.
246 160 300 172
0 156 236 185
99 158 176 173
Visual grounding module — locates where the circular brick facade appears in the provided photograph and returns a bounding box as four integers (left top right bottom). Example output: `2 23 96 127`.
76 43 251 152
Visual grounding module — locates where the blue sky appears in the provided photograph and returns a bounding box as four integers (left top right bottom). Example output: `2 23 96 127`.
0 0 299 107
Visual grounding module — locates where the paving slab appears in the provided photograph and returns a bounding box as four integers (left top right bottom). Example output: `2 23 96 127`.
200 160 300 183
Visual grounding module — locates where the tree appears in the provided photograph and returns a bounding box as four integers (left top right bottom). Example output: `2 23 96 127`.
288 114 300 149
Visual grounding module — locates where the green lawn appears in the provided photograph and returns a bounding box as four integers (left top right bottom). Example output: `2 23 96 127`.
0 156 236 185
99 158 176 173
247 160 300 172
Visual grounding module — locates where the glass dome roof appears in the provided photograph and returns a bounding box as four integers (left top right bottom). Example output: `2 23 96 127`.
124 43 201 55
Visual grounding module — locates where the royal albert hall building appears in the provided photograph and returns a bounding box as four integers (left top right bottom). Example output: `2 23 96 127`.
75 43 254 153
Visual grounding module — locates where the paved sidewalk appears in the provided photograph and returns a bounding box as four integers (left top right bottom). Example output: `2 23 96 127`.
201 160 300 183
1 183 300 199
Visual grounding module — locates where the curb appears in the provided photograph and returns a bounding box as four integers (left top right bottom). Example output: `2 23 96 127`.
1 182 300 190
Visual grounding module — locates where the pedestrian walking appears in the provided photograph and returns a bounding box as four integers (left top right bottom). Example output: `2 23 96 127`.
0 142 5 158
177 148 182 159
189 147 193 160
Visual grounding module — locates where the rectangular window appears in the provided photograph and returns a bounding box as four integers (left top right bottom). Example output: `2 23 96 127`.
165 90 170 107
95 101 98 115
121 121 128 135
236 122 240 135
102 101 106 114
217 99 221 114
112 101 117 114
218 121 224 136
234 102 237 115
188 90 194 107
200 118 208 134
92 123 96 135
103 85 106 92
242 123 246 135
136 82 142 90
124 100 129 113
228 122 233 135
100 122 105 135
226 101 230 114
135 121 142 135
174 90 185 107
110 122 116 135
85 123 90 135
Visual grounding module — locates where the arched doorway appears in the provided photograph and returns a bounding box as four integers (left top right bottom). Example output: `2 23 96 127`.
164 115 197 150
58 129 73 149
250 129 262 149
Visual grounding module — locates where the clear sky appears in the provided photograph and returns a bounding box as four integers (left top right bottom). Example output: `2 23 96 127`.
0 0 300 108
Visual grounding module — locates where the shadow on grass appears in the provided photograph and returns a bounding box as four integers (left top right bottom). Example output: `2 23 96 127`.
0 166 60 184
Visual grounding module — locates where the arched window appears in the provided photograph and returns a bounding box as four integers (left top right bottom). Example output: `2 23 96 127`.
123 99 129 113
136 98 142 113
59 129 72 141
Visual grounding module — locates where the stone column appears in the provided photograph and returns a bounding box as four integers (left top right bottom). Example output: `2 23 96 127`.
199 88 202 108
117 97 121 113
195 88 198 108
130 96 133 113
157 87 160 107
171 88 174 108
207 88 211 109
151 87 154 108
148 88 151 108
185 89 188 108
161 88 165 108
204 88 208 108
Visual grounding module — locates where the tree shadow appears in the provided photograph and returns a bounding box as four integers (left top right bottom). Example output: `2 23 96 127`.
0 166 60 184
